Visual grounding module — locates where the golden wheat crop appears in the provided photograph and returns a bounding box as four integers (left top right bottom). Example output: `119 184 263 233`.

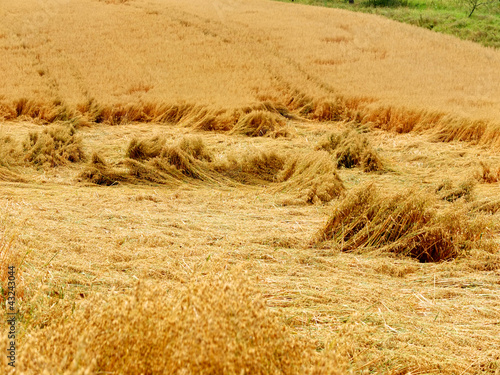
2 0 500 144
1 0 500 374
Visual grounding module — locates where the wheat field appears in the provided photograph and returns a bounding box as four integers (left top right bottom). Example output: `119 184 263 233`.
1 0 500 374
2 0 500 139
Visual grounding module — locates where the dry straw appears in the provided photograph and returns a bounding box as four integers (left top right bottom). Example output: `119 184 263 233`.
475 161 500 183
11 272 344 374
0 235 17 303
316 127 383 172
230 111 287 137
0 167 25 183
0 135 21 168
470 197 500 214
315 184 491 262
276 151 345 204
0 124 85 176
79 153 129 186
82 136 345 203
0 228 25 306
22 124 85 167
216 150 287 184
435 179 475 202
0 134 26 181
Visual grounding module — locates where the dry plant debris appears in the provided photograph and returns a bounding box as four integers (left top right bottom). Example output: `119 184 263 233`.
10 273 344 374
81 136 345 204
22 124 85 167
0 0 499 373
476 161 500 183
316 127 384 172
315 184 493 262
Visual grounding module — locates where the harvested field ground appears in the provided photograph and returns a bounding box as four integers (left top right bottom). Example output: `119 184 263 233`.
1 120 500 374
1 0 500 374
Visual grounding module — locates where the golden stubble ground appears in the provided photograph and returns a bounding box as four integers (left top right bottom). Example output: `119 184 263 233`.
0 118 499 374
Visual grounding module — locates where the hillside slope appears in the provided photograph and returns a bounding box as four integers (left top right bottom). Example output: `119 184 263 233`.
1 0 500 140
